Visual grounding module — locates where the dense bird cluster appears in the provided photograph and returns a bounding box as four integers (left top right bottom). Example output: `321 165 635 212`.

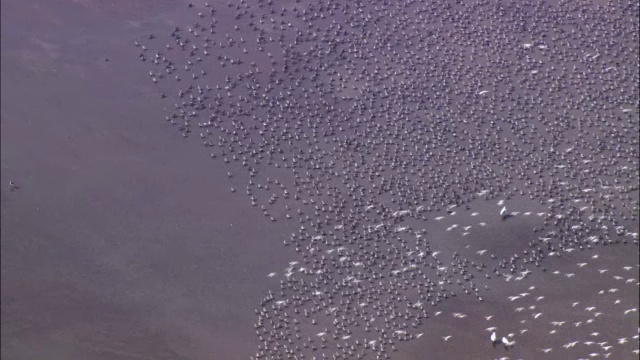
134 0 639 358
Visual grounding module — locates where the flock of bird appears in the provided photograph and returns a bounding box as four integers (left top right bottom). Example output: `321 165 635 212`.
134 0 639 358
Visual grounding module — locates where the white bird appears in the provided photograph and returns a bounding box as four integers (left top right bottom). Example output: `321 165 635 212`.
502 337 515 348
442 335 452 341
542 348 552 353
563 341 579 349
500 206 508 217
491 331 497 344
268 272 276 277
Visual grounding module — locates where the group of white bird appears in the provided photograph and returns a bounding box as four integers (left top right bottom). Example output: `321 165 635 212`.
491 331 516 349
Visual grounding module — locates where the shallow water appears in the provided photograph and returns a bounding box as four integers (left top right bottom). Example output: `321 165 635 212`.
1 0 638 359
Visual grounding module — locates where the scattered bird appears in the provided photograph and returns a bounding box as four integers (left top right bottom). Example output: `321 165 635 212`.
491 331 498 346
502 337 515 349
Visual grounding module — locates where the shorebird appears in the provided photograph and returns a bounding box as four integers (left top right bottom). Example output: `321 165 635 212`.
502 337 515 348
490 331 498 346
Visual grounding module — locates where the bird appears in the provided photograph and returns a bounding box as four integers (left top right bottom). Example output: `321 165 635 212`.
502 337 515 348
490 331 498 346
442 335 452 341
533 312 543 319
